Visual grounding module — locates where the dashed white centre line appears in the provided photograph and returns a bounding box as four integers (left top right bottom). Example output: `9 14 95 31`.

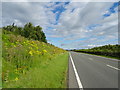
69 53 83 89
106 64 120 70
89 58 93 61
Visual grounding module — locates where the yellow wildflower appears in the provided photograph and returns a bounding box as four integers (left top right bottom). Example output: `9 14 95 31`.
15 77 19 81
36 51 39 54
29 47 32 49
29 51 33 56
31 41 35 44
43 50 47 53
39 52 41 55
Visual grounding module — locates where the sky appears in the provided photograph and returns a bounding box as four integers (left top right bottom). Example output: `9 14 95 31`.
1 1 120 49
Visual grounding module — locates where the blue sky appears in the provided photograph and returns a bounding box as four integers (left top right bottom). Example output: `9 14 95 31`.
103 2 119 17
1 1 120 49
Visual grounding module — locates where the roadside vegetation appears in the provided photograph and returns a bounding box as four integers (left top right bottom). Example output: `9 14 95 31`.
73 44 120 59
2 23 68 88
0 28 2 89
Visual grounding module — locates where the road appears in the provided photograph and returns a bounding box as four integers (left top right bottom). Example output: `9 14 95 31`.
68 51 119 89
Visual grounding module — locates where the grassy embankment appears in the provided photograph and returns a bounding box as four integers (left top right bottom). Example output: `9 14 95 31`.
0 29 2 89
73 45 120 59
2 30 68 88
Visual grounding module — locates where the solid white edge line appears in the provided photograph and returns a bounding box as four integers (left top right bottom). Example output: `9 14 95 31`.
106 64 120 71
69 52 83 89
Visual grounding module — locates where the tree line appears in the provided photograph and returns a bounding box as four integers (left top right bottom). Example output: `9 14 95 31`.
73 44 120 59
3 22 47 43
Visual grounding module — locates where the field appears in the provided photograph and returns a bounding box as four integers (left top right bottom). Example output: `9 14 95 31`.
2 29 68 88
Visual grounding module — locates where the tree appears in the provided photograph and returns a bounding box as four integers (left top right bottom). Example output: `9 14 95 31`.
3 22 47 43
23 22 34 38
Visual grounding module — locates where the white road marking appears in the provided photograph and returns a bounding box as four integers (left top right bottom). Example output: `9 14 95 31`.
69 53 83 89
88 58 93 61
106 64 120 70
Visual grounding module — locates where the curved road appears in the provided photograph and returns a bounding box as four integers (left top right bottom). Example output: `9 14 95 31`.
68 52 119 89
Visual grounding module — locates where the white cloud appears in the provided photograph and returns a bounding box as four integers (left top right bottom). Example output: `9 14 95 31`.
2 0 119 2
49 2 113 39
53 2 118 49
0 2 2 27
2 2 54 29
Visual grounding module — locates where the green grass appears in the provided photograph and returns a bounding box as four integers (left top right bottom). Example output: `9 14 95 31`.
2 31 68 88
0 28 2 89
3 53 68 88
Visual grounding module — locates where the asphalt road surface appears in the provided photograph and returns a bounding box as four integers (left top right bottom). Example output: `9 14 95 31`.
68 51 119 89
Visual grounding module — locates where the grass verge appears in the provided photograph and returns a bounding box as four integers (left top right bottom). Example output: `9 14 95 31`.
0 29 2 88
4 53 68 88
2 32 68 88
